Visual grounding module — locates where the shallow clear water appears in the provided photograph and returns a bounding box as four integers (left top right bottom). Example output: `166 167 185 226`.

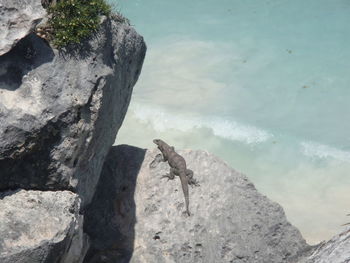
110 0 350 244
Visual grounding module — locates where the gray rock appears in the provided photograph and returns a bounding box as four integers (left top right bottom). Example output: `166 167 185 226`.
0 17 146 206
0 190 87 263
0 0 46 56
298 228 350 263
84 145 310 263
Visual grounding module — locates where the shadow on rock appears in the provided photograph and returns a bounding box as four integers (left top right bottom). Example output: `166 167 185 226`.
83 145 146 263
0 33 54 91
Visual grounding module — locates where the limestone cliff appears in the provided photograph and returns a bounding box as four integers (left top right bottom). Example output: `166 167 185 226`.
0 0 146 262
0 1 146 206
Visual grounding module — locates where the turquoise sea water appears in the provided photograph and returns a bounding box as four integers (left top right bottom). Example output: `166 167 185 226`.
110 0 350 244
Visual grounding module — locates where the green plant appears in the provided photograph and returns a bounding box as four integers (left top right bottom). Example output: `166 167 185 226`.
48 0 111 48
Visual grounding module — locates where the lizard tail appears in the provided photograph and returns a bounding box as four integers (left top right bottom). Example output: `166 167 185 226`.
179 171 190 216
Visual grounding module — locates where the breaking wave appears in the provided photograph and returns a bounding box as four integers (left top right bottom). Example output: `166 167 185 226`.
301 141 350 162
132 103 272 144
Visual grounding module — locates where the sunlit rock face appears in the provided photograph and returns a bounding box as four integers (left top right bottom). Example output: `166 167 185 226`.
299 229 350 263
0 190 86 263
83 145 310 263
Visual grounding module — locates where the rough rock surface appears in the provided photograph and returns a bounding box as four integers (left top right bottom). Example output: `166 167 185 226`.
0 17 146 205
84 145 310 263
0 0 45 56
298 228 350 263
0 190 86 263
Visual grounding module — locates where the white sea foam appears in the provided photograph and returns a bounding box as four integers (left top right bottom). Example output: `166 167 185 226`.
132 103 272 144
208 118 271 144
301 141 350 162
131 102 350 160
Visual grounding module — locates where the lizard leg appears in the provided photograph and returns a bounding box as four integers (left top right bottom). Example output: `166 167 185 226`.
162 168 177 180
149 153 164 169
186 169 199 186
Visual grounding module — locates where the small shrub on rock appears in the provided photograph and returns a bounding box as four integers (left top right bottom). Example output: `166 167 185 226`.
48 0 111 48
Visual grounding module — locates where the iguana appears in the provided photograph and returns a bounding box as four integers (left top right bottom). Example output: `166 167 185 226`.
151 139 198 216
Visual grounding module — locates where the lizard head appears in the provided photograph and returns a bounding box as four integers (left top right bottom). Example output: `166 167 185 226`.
153 139 165 151
153 139 162 145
